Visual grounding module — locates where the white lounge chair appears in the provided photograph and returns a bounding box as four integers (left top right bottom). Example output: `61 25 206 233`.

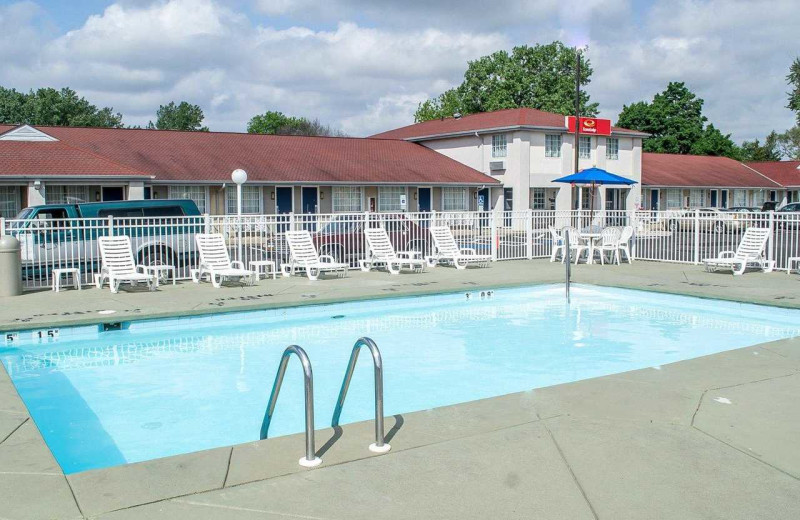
281 230 349 280
359 228 425 274
426 226 491 269
95 236 156 293
561 227 589 264
548 226 565 262
193 233 257 288
702 227 774 275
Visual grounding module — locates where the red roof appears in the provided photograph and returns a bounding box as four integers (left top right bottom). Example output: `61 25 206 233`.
370 107 647 140
0 140 148 179
642 153 780 188
5 126 496 185
746 161 800 187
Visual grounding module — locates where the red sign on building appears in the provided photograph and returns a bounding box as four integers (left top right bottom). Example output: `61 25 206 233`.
566 116 612 136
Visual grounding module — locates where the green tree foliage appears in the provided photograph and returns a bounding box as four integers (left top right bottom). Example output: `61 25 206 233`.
247 110 346 136
777 126 800 160
414 42 598 122
149 101 208 131
617 82 740 158
0 86 123 127
740 131 782 161
787 57 800 124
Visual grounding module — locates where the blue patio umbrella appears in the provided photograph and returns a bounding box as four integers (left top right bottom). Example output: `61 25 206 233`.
552 167 637 218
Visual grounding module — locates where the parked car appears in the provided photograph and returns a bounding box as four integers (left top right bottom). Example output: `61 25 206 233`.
761 201 779 212
309 213 430 264
10 199 202 279
776 202 800 213
666 208 741 234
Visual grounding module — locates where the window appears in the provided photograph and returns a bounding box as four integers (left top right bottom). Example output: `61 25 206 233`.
545 134 562 157
733 189 747 207
531 188 546 210
46 185 90 204
169 185 208 213
226 185 261 214
98 208 144 218
580 187 591 210
606 138 619 160
752 190 766 207
491 134 507 158
688 189 705 208
0 187 20 218
332 186 362 213
378 187 405 212
442 187 468 211
579 136 591 159
664 189 682 209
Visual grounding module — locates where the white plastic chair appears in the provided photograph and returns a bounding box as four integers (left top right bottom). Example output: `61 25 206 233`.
702 227 774 275
193 233 256 288
618 226 634 264
561 227 588 264
548 226 565 262
96 236 156 293
426 226 491 269
591 227 622 265
282 230 348 280
359 228 425 275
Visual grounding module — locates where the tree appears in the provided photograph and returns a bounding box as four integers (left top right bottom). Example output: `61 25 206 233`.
413 42 598 122
617 82 740 158
740 131 782 161
0 86 123 127
149 101 208 131
787 57 800 124
247 110 346 136
777 126 800 160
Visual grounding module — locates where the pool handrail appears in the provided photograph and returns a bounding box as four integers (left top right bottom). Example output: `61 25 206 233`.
260 345 322 467
331 337 390 453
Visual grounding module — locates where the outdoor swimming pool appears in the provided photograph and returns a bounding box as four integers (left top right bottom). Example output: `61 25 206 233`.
2 284 800 474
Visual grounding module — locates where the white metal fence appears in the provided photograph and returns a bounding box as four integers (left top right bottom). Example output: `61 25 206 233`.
2 209 799 290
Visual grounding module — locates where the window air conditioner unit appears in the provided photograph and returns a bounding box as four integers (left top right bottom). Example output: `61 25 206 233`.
489 161 506 172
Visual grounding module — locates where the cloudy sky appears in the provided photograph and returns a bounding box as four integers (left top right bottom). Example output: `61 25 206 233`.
0 0 797 141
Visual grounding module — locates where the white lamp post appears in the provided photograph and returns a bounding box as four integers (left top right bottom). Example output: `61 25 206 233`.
231 169 247 262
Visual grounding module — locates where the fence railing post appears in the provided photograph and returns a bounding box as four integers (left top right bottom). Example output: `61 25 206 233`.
525 209 533 260
693 209 700 264
289 212 295 231
107 215 114 237
767 210 775 264
490 213 498 261
0 217 5 237
204 213 211 234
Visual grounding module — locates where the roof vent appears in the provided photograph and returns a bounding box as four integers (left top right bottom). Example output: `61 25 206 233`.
453 112 462 119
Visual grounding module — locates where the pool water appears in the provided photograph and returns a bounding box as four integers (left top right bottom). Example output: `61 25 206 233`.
2 284 799 474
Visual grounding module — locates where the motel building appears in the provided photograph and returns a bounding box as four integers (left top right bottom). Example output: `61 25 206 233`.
371 108 649 213
641 153 800 210
0 124 499 219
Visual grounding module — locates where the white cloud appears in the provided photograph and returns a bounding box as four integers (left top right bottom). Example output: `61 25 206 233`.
0 0 797 140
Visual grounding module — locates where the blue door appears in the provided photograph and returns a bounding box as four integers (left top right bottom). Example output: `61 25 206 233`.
276 187 292 214
418 188 431 212
301 187 318 231
650 190 659 210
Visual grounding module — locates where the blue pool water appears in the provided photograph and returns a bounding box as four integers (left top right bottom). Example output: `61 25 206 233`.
2 284 799 474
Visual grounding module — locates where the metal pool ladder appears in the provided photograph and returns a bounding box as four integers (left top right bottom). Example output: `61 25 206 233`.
260 345 322 467
331 337 391 453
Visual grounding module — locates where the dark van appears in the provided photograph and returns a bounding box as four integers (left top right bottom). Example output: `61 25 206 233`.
10 199 202 279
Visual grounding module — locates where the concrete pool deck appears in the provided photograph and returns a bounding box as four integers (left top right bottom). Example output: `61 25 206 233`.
1 260 799 519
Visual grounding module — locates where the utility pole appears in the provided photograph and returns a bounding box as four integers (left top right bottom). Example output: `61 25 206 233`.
574 47 581 176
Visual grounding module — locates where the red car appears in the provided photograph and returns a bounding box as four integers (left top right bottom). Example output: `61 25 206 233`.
310 213 430 264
